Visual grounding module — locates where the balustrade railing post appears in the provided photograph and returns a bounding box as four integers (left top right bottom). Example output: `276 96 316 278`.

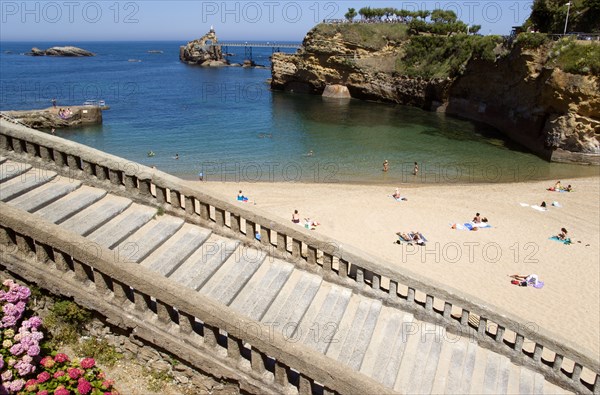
227 336 242 361
35 241 50 264
230 213 240 233
170 190 181 209
134 289 151 313
372 273 381 290
276 233 287 254
443 302 452 319
389 280 398 299
124 174 137 192
73 260 92 283
185 196 195 217
307 245 317 265
139 179 152 197
495 325 505 342
82 160 94 177
13 138 23 154
0 134 9 150
204 324 218 348
251 347 266 374
425 295 434 311
572 363 582 383
215 208 226 227
40 146 52 162
199 203 210 220
95 164 108 181
108 169 121 186
245 220 256 240
112 280 131 305
552 354 564 372
291 239 301 259
322 253 333 272
260 226 271 246
66 154 80 172
407 287 415 303
157 300 172 324
477 317 487 335
299 373 312 395
16 234 34 255
25 141 37 157
94 272 112 295
339 259 348 278
54 250 71 272
460 310 469 326
179 312 194 335
513 333 524 352
155 186 167 204
532 343 543 362
274 361 289 388
355 267 364 283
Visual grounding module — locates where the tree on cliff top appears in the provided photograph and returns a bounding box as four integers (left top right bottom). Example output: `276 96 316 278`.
526 0 600 33
345 8 357 22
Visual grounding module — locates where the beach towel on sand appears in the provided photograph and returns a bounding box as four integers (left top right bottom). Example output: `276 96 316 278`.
511 280 545 289
451 222 492 230
389 195 407 201
549 236 571 245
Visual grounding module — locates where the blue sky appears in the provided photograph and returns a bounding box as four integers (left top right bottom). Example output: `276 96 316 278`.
1 1 534 41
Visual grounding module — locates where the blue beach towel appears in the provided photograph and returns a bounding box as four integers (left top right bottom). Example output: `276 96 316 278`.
549 236 571 245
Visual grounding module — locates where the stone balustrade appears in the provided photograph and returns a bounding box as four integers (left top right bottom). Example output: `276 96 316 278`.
1 117 598 394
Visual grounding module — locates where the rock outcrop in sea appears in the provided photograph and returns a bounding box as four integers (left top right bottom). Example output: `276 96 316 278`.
26 46 95 57
271 26 599 165
179 28 228 67
1 106 103 129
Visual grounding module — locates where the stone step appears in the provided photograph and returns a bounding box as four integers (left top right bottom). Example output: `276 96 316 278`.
430 336 457 394
467 343 489 394
140 223 212 276
360 307 413 387
261 270 322 332
394 318 432 392
0 161 31 183
296 284 352 354
326 296 381 371
87 204 157 249
170 234 239 291
230 258 294 321
416 323 445 394
114 215 184 263
481 351 502 394
7 179 82 213
0 168 57 201
35 186 107 224
199 245 266 305
444 336 478 394
59 195 132 236
519 366 534 394
507 360 522 395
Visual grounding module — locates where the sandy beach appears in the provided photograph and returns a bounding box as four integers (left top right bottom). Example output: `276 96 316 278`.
189 176 600 358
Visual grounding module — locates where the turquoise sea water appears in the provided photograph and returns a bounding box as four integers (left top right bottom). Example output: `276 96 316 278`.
1 41 597 184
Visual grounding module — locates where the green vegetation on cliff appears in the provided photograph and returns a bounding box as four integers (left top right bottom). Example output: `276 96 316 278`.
526 0 600 33
550 38 600 75
312 23 408 50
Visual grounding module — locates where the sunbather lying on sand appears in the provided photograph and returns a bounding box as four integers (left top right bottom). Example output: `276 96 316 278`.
396 231 426 245
509 274 542 287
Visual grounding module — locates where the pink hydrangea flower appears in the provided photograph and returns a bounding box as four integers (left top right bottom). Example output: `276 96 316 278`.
40 356 55 368
25 378 38 392
54 353 69 363
9 379 25 392
67 367 82 379
80 357 96 369
54 385 70 395
37 371 51 383
27 344 41 356
37 391 49 395
54 370 65 378
77 379 93 395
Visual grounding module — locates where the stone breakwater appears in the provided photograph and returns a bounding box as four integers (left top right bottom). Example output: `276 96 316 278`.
271 27 599 165
1 106 103 129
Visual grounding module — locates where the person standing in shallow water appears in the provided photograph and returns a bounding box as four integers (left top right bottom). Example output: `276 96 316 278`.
413 162 419 176
383 160 389 172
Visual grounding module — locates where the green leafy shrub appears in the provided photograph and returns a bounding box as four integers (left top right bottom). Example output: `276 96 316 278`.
76 337 123 367
550 39 600 76
515 32 550 49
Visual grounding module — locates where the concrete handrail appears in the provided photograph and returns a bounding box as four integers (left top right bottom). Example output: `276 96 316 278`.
0 118 598 393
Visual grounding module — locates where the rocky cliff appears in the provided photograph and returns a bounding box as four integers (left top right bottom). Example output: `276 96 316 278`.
271 26 599 164
179 28 228 67
26 46 95 57
1 106 103 129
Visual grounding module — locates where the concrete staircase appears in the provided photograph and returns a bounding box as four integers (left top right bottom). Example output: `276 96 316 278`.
0 156 572 394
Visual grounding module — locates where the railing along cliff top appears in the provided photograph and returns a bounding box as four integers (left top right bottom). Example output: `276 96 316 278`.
0 117 598 393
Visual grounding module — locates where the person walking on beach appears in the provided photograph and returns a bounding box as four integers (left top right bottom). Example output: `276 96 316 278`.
413 162 419 176
383 160 389 172
51 98 57 108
